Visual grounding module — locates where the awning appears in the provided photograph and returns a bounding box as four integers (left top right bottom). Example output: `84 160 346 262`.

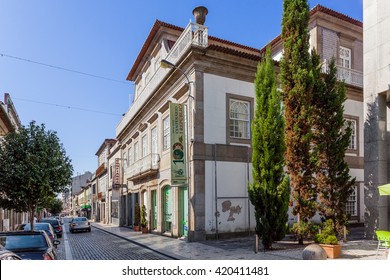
378 184 390 196
81 204 92 209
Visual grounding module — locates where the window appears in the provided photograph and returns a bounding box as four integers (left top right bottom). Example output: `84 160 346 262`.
142 135 148 157
151 126 157 154
345 186 357 217
163 116 170 151
345 118 357 150
134 142 139 161
229 99 250 139
128 147 132 164
339 46 352 83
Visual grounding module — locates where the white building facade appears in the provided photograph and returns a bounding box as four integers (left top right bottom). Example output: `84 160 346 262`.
116 5 364 241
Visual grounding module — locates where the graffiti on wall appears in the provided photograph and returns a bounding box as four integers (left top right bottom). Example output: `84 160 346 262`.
221 200 242 222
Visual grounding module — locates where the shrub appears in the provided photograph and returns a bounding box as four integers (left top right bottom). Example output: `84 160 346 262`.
291 221 319 241
314 219 338 245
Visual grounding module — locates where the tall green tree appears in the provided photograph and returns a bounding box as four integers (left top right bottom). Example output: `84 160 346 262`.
43 196 64 215
0 121 73 230
249 48 290 250
280 0 316 242
311 57 356 235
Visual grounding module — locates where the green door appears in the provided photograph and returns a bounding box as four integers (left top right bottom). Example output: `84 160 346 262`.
180 186 188 237
163 186 172 233
151 190 157 230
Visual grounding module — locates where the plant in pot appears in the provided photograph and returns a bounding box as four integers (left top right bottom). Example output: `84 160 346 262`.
134 203 141 231
314 219 341 259
140 205 148 234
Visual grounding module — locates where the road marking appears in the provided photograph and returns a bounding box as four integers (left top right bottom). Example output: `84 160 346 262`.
63 223 73 260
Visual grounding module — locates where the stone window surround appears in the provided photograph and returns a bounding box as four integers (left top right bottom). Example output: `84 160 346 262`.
344 114 359 156
225 93 254 145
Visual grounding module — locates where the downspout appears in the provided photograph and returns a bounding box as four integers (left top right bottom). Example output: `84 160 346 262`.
247 146 251 236
214 144 219 240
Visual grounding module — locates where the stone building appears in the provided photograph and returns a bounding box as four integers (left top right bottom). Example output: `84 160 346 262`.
115 5 364 241
0 93 26 230
363 0 390 237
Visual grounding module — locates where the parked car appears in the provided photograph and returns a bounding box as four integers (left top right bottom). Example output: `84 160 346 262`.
40 219 63 238
0 245 22 260
15 223 27 230
69 217 91 233
0 231 60 260
23 222 57 243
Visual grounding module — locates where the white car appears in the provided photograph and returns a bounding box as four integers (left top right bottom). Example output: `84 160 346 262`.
69 217 91 233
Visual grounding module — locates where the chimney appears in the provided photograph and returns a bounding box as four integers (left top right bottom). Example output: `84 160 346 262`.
192 6 208 25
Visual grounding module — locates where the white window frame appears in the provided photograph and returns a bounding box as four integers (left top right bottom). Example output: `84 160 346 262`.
229 99 250 139
134 141 139 161
163 116 170 151
142 134 148 158
151 126 158 155
345 118 357 151
345 185 357 217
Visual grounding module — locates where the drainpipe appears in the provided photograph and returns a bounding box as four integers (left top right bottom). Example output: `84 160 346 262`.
214 144 219 240
247 146 251 236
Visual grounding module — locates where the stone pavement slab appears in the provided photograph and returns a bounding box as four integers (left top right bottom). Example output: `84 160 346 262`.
92 222 388 260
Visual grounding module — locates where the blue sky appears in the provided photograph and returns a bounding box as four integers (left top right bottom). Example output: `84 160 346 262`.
0 0 362 176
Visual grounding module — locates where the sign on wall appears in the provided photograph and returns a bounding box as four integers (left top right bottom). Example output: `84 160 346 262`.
170 103 187 185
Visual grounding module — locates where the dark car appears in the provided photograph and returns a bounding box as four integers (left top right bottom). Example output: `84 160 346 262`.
40 219 63 238
69 217 91 233
0 245 22 260
0 231 60 260
23 222 57 243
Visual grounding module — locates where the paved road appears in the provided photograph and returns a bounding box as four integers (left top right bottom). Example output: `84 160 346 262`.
57 218 170 260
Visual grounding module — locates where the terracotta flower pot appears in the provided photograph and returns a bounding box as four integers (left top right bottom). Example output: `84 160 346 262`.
320 244 342 259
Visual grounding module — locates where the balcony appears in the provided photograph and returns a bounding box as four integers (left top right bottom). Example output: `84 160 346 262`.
336 66 363 88
125 153 160 180
322 60 363 88
116 22 208 137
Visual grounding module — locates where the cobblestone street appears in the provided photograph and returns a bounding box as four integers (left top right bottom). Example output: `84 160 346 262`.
57 222 171 260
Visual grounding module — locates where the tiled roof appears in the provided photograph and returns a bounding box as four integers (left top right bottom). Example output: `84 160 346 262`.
311 4 362 28
127 4 362 80
260 4 363 54
127 20 184 81
127 20 262 81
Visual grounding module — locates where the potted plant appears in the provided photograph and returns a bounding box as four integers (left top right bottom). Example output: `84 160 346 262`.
314 219 341 259
134 203 141 231
140 205 148 234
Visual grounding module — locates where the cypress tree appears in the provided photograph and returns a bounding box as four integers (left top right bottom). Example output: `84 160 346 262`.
249 48 290 250
311 57 356 235
280 0 316 242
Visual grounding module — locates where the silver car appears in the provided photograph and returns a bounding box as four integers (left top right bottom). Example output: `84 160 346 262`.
69 217 91 233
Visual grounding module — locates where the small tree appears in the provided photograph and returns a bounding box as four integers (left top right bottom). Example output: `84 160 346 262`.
311 57 356 235
44 196 64 215
0 121 73 231
280 0 316 244
248 48 290 250
134 203 140 227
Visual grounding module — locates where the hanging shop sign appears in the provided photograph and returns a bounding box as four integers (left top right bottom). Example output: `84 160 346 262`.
170 103 187 185
114 158 121 188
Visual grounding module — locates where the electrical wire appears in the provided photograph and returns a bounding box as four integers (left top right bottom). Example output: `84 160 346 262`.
0 53 132 85
12 97 123 116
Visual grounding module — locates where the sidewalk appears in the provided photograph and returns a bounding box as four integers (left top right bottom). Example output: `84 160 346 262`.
92 222 388 260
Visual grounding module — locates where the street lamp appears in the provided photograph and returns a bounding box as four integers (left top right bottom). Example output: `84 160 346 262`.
160 59 194 240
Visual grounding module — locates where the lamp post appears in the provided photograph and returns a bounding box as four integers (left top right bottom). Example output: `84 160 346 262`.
161 59 194 240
